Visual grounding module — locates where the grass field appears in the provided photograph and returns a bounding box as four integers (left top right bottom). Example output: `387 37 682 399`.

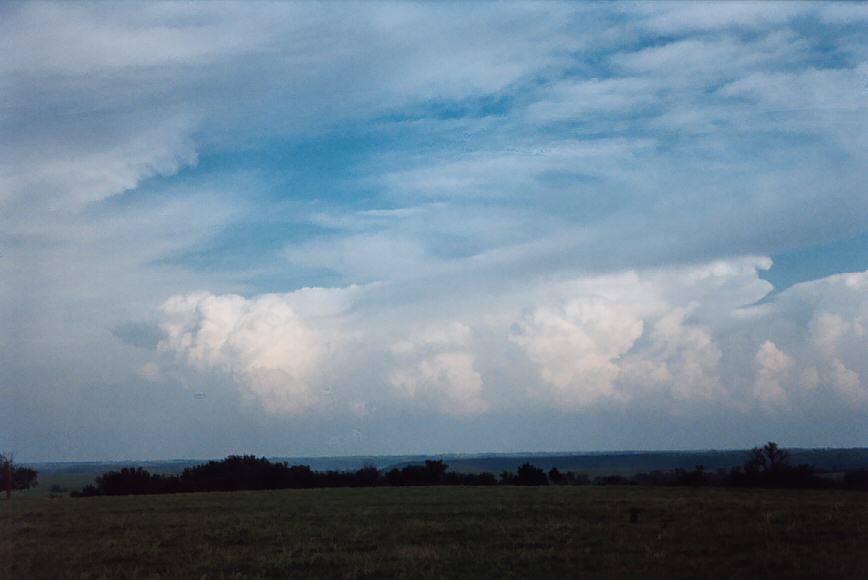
16 471 102 498
3 486 868 579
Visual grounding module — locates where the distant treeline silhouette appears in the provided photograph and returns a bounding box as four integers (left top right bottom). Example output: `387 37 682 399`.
75 457 497 496
73 443 868 497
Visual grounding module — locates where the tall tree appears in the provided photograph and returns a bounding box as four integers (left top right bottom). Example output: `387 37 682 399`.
0 453 38 498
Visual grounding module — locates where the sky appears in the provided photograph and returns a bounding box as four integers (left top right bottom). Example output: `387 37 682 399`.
3 2 868 461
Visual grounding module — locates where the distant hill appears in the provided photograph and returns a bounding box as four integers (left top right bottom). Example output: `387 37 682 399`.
390 448 868 475
24 456 428 478
26 448 868 480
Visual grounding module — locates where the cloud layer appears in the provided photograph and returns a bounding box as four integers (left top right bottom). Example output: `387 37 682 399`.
3 2 868 459
153 258 868 423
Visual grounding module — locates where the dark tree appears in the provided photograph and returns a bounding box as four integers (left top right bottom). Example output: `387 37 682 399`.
0 453 38 498
548 467 566 485
676 465 707 486
385 460 450 486
94 467 168 496
744 447 767 473
744 441 790 473
499 470 516 485
730 442 826 489
352 465 382 487
515 463 548 486
423 459 448 484
763 442 790 472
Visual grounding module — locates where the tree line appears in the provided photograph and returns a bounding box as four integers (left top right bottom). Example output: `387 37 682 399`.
72 443 868 497
74 457 497 496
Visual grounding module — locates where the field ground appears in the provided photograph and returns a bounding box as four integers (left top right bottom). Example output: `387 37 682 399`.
17 471 101 498
3 486 868 579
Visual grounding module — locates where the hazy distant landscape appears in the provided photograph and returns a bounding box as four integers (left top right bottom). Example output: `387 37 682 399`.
21 447 868 498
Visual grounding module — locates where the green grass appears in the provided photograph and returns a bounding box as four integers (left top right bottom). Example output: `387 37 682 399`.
3 486 868 579
16 471 103 498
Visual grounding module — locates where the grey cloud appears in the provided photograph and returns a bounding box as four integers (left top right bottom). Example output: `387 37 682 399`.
112 322 164 350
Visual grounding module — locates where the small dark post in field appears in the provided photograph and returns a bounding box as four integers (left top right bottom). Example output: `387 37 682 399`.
629 507 642 523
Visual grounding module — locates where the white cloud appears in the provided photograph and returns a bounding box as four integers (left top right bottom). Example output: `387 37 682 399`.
158 288 355 414
524 77 658 123
633 2 811 34
613 32 811 82
152 259 868 419
508 259 868 413
138 361 162 383
390 352 486 416
510 293 643 407
0 116 199 208
1 3 589 214
753 341 794 407
750 272 868 407
827 358 863 404
630 306 723 403
0 3 268 75
158 296 491 417
389 323 487 415
510 263 750 409
720 66 868 112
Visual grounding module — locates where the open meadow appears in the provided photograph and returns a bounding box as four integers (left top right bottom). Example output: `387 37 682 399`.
3 486 868 579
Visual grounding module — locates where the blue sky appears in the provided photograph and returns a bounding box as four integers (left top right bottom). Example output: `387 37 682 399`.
3 2 868 460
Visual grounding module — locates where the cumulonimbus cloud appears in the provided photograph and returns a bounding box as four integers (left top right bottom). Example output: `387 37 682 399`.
388 322 487 416
156 287 358 414
510 260 868 413
154 257 868 418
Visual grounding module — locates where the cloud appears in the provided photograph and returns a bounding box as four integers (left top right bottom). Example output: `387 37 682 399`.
285 233 433 283
151 257 868 422
389 352 486 416
379 138 655 201
753 341 794 407
748 272 868 407
0 117 198 209
0 3 265 75
388 322 487 415
157 288 356 414
508 259 868 413
524 77 659 123
510 291 644 407
138 361 162 383
633 3 811 34
112 321 165 350
627 306 723 404
509 261 755 410
6 3 868 458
